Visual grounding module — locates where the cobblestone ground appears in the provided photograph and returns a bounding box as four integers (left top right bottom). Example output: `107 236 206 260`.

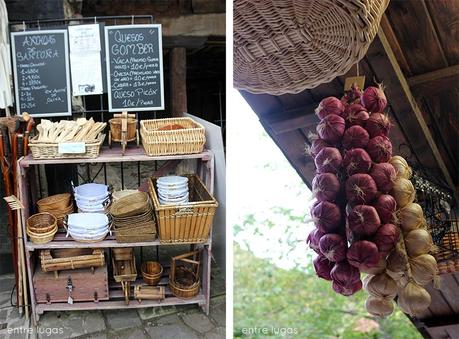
0 266 226 339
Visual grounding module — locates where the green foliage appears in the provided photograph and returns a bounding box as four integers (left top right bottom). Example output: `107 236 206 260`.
234 244 422 339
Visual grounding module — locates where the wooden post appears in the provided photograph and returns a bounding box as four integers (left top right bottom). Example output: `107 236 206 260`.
170 48 187 117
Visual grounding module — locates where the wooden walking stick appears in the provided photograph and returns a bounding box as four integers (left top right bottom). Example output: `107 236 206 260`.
4 195 29 319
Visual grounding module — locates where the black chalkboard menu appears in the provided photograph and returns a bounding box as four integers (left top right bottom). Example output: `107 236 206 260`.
105 25 164 112
11 30 71 117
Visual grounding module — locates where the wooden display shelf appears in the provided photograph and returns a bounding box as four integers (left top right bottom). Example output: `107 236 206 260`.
36 292 205 314
20 146 212 167
18 147 215 324
25 233 211 251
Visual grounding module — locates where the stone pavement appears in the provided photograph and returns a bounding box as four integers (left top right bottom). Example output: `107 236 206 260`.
0 266 226 339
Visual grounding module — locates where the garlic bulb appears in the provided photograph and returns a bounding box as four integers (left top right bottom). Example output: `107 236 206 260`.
387 246 408 272
410 254 437 286
389 156 412 179
397 281 431 316
392 178 415 208
405 229 433 257
399 203 425 233
365 273 397 299
365 296 394 317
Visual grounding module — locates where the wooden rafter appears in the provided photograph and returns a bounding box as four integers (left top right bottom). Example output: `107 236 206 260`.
376 27 458 197
407 64 459 97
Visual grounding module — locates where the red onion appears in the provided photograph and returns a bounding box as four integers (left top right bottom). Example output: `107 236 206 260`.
373 194 397 224
331 261 361 286
367 136 393 163
316 114 345 144
341 84 363 105
370 163 397 193
332 280 363 296
372 223 400 254
319 234 347 262
306 228 325 253
343 104 369 127
348 205 381 237
345 173 378 205
311 201 342 233
315 97 344 119
312 173 341 202
313 254 334 281
308 138 330 158
361 86 387 113
347 240 380 269
343 148 372 175
342 125 370 149
366 112 391 138
314 147 342 174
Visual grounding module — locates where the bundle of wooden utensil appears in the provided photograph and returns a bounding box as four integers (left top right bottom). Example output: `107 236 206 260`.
32 118 106 143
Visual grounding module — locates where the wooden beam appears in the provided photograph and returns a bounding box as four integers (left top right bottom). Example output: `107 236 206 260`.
262 105 319 135
158 14 225 38
379 14 412 77
169 48 187 117
408 64 459 96
376 28 457 196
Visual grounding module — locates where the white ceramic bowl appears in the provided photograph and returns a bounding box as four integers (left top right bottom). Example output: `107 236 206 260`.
74 183 109 202
158 192 189 202
158 189 188 199
67 229 109 242
157 175 188 186
67 213 108 229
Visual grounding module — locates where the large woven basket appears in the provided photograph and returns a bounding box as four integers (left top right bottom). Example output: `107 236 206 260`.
148 174 218 244
234 0 389 94
140 117 205 156
29 134 105 159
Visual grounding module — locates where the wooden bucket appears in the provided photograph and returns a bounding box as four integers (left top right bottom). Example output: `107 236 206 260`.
109 118 137 141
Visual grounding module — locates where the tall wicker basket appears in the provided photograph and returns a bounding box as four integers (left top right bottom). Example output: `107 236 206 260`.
234 0 389 94
148 175 218 244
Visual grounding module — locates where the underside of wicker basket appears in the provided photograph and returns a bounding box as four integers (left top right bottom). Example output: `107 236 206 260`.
234 0 389 94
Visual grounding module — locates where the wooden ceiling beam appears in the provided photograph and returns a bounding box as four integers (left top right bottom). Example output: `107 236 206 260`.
407 64 459 97
262 105 319 135
379 14 413 77
375 27 457 197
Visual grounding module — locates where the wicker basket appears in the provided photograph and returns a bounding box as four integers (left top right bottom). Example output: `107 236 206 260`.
114 222 156 243
27 213 57 234
26 226 57 244
134 285 165 302
28 134 105 159
110 192 150 218
141 262 163 286
148 174 218 244
140 118 205 156
40 249 105 273
169 251 200 299
37 193 71 211
435 231 459 274
234 0 389 94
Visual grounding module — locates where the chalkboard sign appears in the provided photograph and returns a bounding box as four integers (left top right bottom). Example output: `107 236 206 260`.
11 30 71 117
105 25 164 112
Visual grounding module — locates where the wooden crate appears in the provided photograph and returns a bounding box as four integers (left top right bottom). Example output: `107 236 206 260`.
33 265 109 304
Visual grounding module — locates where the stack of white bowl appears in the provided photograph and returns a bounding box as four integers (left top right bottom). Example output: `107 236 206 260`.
66 213 110 242
73 183 111 213
157 176 189 205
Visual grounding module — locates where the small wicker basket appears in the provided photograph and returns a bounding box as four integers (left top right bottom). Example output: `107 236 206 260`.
27 213 57 234
140 117 205 156
37 193 71 211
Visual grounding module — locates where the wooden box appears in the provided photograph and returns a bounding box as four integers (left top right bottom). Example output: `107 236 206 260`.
33 265 109 304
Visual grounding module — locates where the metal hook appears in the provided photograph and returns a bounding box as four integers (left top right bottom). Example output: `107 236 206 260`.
131 15 134 25
94 16 97 24
37 20 40 31
22 21 26 31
